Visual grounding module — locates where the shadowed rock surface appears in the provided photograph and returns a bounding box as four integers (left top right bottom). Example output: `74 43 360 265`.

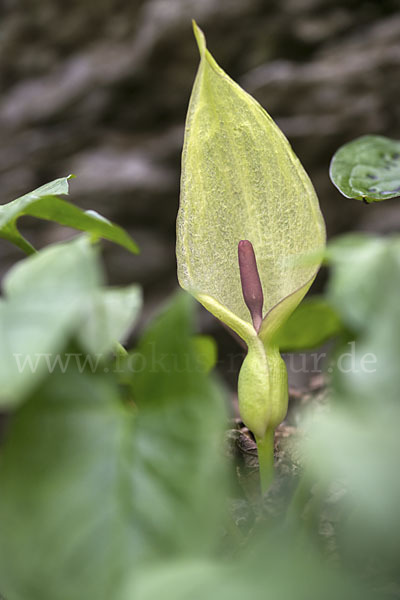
1 0 399 376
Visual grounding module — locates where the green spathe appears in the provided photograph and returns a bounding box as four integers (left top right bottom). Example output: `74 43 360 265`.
176 22 325 488
177 23 325 342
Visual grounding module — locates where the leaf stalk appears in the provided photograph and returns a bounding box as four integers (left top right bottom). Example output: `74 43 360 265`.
256 428 275 493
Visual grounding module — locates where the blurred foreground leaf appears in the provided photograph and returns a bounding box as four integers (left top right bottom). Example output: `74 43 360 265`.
302 234 400 585
330 135 400 202
191 335 218 373
0 236 100 404
78 285 142 355
0 236 141 406
326 234 394 332
0 294 229 600
272 297 343 351
0 175 138 254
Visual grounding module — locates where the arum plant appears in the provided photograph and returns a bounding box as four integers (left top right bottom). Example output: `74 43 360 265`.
176 22 326 491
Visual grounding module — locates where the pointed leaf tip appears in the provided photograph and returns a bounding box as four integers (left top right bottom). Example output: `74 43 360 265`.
177 26 325 339
192 20 206 58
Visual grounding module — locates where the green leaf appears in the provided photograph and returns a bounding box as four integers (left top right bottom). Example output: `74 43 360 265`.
176 22 325 345
191 334 218 373
0 236 141 406
330 135 400 202
125 529 371 600
78 285 142 355
326 234 400 404
326 234 390 332
302 235 400 572
0 236 101 405
0 175 138 254
272 297 344 351
0 369 136 600
0 293 229 600
129 293 228 552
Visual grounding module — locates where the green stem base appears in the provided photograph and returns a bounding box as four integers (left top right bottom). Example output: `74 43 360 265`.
256 428 275 494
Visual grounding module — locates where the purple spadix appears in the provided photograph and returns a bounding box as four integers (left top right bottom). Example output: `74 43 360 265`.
238 240 264 332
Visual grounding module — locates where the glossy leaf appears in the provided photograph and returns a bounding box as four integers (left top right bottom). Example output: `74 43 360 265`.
272 296 344 351
330 135 400 202
0 175 138 254
176 22 325 345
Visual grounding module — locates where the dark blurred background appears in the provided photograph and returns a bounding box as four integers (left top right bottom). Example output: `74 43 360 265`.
1 0 400 387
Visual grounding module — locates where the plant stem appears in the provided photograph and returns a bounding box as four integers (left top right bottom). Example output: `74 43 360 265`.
256 427 275 493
